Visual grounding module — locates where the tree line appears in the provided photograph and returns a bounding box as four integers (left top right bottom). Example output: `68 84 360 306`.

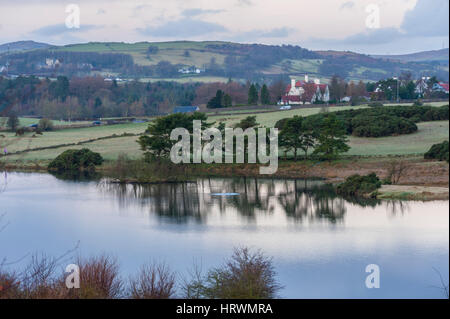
0 75 199 120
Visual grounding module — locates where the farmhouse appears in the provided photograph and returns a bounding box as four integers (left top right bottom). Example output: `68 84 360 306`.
282 75 330 105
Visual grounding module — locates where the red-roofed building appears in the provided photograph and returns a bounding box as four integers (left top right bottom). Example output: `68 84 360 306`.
282 75 330 105
433 82 450 94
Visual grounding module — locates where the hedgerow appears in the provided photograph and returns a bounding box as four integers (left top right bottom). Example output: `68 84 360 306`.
304 105 448 137
424 141 449 162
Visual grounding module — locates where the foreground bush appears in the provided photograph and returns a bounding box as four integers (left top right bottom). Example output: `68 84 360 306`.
424 141 449 162
48 148 103 172
1 248 280 299
129 263 176 299
183 247 282 299
66 255 123 299
337 173 382 197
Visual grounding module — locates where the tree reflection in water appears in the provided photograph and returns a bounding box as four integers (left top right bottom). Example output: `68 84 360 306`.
93 177 417 225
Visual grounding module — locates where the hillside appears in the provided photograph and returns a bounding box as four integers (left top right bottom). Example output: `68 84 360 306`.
0 41 448 82
0 40 51 53
372 48 449 63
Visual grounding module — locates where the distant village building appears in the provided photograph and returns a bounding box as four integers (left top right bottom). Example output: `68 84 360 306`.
178 66 204 74
432 82 449 94
282 75 330 105
415 77 430 97
45 58 61 68
173 106 200 114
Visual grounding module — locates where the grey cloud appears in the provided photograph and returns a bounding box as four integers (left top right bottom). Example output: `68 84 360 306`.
137 18 227 37
182 8 224 17
229 27 294 42
340 1 354 10
311 0 448 47
31 24 101 36
336 28 403 45
401 0 449 37
244 27 293 38
237 0 253 6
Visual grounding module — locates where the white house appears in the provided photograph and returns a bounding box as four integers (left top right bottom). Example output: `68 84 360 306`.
282 75 330 105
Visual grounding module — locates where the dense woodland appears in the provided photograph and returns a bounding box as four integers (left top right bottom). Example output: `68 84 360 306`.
0 76 199 119
0 75 289 119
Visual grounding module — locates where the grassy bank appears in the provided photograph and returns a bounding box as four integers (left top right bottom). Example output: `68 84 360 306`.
374 185 449 200
2 120 447 163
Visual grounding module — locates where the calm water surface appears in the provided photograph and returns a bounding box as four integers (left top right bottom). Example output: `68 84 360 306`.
0 172 448 298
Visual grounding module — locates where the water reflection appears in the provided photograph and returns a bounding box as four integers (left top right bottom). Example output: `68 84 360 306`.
95 177 412 225
49 170 102 182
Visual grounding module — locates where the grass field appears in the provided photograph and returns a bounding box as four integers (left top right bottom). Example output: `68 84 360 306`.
3 121 447 163
0 122 148 154
208 105 369 127
0 117 90 129
347 121 449 156
1 104 448 164
138 76 231 83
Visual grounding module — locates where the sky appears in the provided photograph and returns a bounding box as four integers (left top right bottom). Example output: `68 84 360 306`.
0 0 448 54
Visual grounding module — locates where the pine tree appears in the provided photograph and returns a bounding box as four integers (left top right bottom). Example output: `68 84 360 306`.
223 94 233 107
260 84 271 105
248 84 259 105
313 114 350 160
7 113 19 132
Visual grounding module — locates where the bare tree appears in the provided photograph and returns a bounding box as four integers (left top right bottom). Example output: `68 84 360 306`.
129 262 176 299
387 160 411 184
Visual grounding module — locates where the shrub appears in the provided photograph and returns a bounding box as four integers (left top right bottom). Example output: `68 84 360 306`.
351 115 417 137
129 263 176 299
63 255 123 299
368 101 384 107
424 141 449 162
48 148 103 172
183 247 281 299
303 105 448 138
413 100 423 106
38 118 54 131
0 272 21 299
337 173 382 197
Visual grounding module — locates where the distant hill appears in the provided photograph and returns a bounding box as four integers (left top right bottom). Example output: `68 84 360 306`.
371 49 449 63
0 41 448 82
0 40 51 53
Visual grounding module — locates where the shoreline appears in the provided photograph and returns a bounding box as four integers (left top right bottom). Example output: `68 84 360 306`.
2 156 448 201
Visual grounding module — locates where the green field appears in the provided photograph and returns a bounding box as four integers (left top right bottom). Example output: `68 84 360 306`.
56 41 229 69
1 104 448 164
208 105 370 127
347 121 449 156
138 76 231 83
0 117 90 129
0 122 148 154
